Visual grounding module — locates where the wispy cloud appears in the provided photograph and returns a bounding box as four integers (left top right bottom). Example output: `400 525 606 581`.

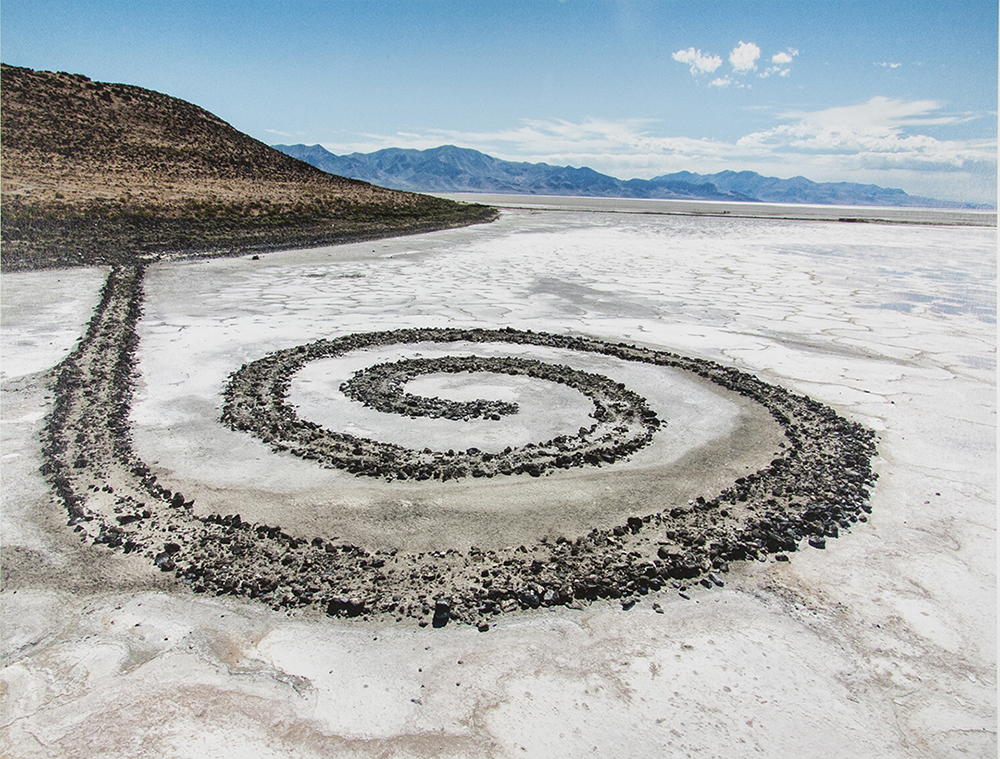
709 76 735 88
876 61 903 68
737 97 995 174
265 128 299 138
671 48 723 75
318 98 995 202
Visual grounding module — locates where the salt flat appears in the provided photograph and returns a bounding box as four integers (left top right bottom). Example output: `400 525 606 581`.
1 206 995 757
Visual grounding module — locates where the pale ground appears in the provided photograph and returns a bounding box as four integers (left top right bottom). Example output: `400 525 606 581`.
1 205 995 757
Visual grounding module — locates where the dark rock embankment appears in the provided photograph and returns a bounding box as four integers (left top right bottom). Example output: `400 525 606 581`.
0 195 498 272
41 266 878 630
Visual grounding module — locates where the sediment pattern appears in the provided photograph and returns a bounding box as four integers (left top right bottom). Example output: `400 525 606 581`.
42 265 877 629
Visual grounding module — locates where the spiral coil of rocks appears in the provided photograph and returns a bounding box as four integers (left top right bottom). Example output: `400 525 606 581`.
341 356 522 421
41 266 878 631
223 346 662 481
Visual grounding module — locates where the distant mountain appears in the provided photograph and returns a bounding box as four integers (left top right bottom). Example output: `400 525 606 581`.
273 144 756 202
655 170 928 208
275 143 984 209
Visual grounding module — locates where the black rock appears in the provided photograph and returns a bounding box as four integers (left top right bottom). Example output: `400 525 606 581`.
326 596 350 616
433 598 452 627
518 590 540 609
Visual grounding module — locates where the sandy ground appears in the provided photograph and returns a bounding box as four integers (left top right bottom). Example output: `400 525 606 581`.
1 206 995 757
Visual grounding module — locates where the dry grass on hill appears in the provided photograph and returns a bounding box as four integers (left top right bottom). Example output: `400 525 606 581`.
1 65 496 270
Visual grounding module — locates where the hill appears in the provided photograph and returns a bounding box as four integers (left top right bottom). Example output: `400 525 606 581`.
275 143 983 209
0 65 496 271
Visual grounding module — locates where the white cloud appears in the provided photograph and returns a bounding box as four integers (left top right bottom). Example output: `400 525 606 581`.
876 61 903 68
729 41 761 73
671 47 723 75
736 97 995 174
709 75 751 89
760 65 791 78
676 42 795 84
761 47 798 78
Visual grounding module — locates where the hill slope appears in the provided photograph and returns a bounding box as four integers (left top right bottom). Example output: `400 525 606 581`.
276 143 980 209
0 65 495 270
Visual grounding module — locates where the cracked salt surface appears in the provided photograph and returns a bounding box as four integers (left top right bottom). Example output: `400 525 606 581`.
1 206 995 757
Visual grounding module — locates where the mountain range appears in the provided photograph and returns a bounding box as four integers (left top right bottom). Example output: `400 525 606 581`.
275 143 985 210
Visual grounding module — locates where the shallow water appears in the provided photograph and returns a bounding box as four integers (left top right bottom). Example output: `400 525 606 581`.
435 192 998 226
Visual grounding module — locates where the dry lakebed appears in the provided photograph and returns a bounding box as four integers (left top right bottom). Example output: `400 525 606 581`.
1 200 995 757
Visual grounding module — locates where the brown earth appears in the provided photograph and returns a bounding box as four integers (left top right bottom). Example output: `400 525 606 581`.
0 64 496 271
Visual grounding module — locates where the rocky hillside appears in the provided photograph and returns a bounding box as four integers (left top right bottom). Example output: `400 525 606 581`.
0 65 495 270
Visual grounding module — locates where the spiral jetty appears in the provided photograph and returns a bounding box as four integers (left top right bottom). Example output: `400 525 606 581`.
41 264 878 630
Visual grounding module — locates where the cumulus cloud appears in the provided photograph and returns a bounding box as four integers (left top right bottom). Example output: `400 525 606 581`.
729 41 761 73
676 42 796 82
671 47 723 75
761 47 798 78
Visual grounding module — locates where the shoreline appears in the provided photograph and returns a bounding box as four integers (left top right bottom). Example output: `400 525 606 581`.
0 203 499 273
434 192 997 227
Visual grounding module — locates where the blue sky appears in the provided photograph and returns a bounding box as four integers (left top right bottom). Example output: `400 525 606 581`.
2 0 996 203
